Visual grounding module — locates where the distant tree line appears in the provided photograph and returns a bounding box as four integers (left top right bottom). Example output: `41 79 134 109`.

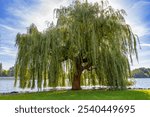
131 68 150 78
0 63 14 77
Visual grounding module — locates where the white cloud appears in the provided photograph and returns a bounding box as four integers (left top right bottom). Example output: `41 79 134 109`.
0 24 18 32
7 0 69 32
131 1 150 9
130 49 150 69
131 59 150 70
139 50 150 58
0 47 17 58
140 43 150 47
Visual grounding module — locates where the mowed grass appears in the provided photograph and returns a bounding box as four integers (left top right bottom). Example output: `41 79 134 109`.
0 90 150 100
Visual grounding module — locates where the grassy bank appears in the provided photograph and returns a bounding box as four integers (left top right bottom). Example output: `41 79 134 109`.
0 90 150 100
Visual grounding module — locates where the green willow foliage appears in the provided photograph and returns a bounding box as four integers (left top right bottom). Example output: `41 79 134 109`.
15 0 138 89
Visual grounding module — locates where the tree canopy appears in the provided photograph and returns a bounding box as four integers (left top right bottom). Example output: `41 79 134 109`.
15 0 138 90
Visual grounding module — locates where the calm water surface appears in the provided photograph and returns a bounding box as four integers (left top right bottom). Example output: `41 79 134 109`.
0 77 150 93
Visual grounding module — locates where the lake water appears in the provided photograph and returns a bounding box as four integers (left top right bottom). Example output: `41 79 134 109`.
0 77 150 93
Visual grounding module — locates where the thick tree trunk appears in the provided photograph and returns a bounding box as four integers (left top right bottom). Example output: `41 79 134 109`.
72 58 83 90
71 57 91 90
72 71 82 90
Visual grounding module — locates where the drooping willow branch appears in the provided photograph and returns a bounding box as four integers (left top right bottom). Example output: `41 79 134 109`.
15 0 139 89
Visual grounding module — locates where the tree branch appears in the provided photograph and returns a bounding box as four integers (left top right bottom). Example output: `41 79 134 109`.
82 63 92 71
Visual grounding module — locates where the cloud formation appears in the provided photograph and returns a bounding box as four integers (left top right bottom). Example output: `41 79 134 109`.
0 24 18 32
0 0 150 70
140 43 150 47
6 0 68 32
0 46 16 57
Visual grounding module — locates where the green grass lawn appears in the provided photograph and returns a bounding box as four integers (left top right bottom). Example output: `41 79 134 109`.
0 90 150 100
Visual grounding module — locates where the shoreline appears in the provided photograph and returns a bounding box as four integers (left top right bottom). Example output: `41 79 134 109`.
1 87 150 95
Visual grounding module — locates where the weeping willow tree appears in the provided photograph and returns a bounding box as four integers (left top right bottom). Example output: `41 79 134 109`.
15 0 138 90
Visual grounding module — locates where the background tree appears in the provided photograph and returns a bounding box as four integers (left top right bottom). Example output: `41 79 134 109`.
132 68 150 78
1 70 8 77
0 64 14 77
15 0 138 90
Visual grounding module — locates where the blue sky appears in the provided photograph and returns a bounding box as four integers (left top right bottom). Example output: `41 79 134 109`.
0 0 150 70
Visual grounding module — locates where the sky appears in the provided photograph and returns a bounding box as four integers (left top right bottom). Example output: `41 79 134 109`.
0 0 150 70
